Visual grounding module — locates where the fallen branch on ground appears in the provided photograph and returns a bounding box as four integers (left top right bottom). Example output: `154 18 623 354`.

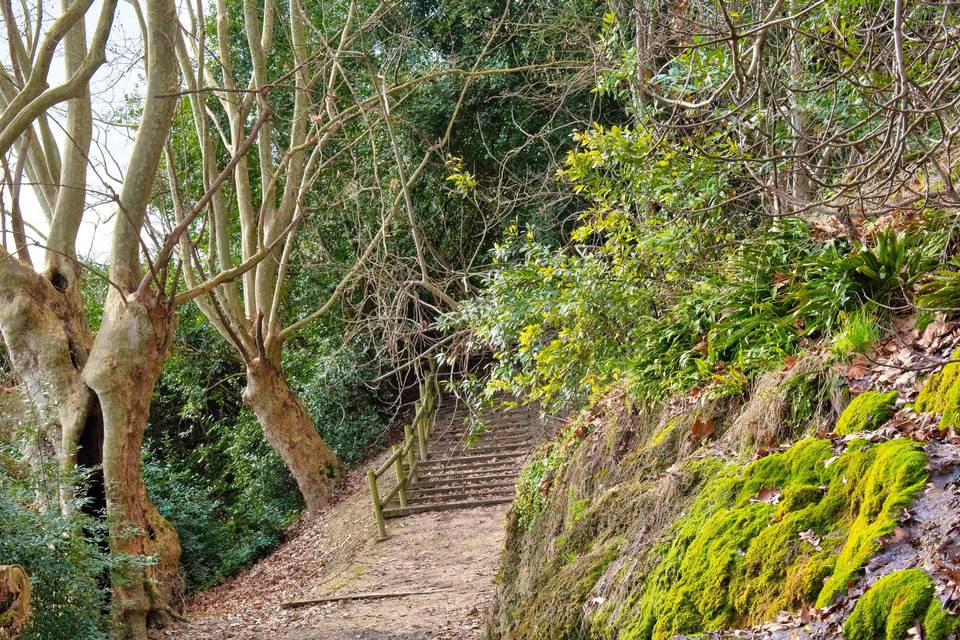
280 588 447 609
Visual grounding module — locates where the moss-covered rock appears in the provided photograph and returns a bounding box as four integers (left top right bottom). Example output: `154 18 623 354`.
607 438 927 640
915 349 960 429
844 569 957 640
834 391 898 435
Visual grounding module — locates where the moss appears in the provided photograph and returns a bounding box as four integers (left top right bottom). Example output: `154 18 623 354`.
608 438 927 640
915 349 960 429
515 420 592 530
509 540 622 640
818 438 927 605
834 391 898 435
844 569 958 640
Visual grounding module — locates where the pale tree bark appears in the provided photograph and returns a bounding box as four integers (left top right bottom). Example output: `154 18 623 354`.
79 0 183 634
83 290 181 637
170 0 358 511
243 351 342 511
0 0 182 636
172 0 487 511
0 0 108 507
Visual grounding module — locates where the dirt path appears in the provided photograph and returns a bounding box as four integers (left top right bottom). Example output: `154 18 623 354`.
157 451 511 640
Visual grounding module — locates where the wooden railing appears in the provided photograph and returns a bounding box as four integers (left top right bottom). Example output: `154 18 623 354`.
367 367 440 540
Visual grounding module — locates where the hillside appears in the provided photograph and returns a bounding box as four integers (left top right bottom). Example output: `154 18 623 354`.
486 320 960 639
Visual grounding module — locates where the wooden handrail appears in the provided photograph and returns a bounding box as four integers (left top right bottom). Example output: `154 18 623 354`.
367 364 439 540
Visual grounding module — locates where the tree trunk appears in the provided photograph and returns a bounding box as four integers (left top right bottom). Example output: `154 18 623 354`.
83 290 181 640
0 565 30 640
243 357 344 512
0 250 93 506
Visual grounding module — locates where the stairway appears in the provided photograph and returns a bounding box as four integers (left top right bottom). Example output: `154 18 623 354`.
381 402 543 518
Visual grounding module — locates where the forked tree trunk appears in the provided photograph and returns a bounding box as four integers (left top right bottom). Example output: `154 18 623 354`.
83 291 181 640
243 357 344 512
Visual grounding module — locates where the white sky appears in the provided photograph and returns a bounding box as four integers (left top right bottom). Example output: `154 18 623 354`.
3 0 148 265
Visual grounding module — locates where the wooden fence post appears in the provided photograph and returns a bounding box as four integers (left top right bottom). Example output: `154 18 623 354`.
367 470 388 540
417 407 428 461
404 424 417 477
393 445 407 507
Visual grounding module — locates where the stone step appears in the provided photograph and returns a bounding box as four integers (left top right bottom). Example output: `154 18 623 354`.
426 442 532 458
411 472 519 489
416 462 521 479
398 488 515 504
431 431 533 444
407 480 517 498
383 496 513 518
429 435 533 450
418 450 529 469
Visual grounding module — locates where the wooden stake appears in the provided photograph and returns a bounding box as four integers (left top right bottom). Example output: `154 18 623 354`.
367 469 388 540
404 423 417 477
393 445 407 508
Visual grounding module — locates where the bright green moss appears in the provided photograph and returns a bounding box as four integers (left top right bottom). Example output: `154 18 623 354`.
609 438 927 640
818 438 927 605
844 569 958 640
835 391 898 435
916 349 960 429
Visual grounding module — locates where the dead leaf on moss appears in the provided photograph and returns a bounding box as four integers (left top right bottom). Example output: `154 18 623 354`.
907 623 923 640
798 529 822 550
690 417 715 440
751 486 781 505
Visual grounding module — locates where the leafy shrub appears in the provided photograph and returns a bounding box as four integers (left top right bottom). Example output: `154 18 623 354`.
919 257 960 311
0 462 113 640
285 335 386 465
143 447 281 591
455 116 949 411
854 226 943 304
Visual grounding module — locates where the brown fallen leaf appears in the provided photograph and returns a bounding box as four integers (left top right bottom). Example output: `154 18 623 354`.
691 417 715 440
907 621 924 640
751 486 781 505
841 354 871 380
